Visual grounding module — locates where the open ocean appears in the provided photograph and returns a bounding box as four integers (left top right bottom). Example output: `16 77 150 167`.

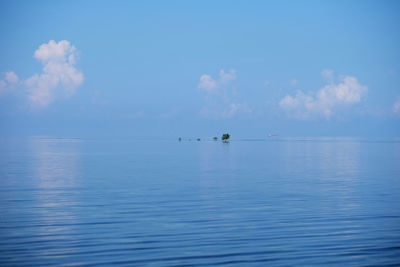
1 137 399 266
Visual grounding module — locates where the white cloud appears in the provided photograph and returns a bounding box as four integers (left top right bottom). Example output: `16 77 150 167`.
198 69 236 92
26 40 84 107
198 69 251 118
198 74 216 92
0 71 19 95
280 72 367 119
393 96 400 113
5 71 19 84
219 69 236 84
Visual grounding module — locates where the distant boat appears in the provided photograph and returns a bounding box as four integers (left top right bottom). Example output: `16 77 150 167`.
268 134 278 138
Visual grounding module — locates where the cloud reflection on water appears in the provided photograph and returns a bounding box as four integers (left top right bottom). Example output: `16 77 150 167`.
29 137 82 249
30 137 81 189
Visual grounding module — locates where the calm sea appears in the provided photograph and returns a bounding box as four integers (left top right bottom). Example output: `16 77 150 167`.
1 137 399 266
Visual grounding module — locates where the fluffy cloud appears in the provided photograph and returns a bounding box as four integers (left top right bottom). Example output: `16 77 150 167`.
198 74 216 92
0 71 19 94
198 69 251 118
219 69 236 84
26 40 84 107
280 72 367 119
0 40 83 107
198 69 236 92
5 71 19 84
393 96 400 114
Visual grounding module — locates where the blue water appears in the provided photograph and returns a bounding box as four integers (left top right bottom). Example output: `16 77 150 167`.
1 137 400 266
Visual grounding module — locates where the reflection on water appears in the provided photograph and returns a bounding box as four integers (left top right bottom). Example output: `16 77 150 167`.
0 138 83 263
198 141 236 194
30 138 82 259
0 138 400 266
30 137 81 189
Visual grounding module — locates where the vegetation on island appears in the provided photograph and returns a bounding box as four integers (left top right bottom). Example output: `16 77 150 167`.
213 137 218 141
221 133 230 142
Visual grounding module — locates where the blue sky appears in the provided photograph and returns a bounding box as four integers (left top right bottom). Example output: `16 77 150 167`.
0 0 399 138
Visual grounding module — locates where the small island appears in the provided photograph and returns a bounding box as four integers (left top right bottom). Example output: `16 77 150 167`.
221 133 230 143
178 134 229 142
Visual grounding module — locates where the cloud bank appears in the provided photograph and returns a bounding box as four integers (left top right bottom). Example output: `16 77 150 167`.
280 71 367 119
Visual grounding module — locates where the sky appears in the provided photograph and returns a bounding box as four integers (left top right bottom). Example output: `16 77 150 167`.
0 0 399 138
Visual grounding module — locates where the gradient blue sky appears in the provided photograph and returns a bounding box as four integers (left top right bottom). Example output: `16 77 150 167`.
1 0 399 138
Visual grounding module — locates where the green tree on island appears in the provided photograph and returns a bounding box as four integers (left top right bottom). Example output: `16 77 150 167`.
213 137 218 141
221 133 230 142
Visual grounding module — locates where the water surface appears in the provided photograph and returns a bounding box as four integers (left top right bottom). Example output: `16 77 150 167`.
1 137 399 266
